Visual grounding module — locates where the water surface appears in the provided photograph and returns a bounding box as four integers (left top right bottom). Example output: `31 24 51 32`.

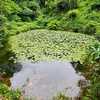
9 60 89 100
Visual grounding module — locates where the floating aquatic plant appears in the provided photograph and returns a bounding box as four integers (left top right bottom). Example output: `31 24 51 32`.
8 29 97 63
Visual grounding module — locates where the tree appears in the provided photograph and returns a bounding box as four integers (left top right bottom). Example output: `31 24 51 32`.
0 0 12 48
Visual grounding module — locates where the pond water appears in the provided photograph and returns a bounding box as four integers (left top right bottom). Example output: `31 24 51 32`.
0 52 90 100
0 29 95 100
11 61 84 99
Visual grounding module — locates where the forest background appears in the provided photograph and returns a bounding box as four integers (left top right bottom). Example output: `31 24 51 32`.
0 0 100 47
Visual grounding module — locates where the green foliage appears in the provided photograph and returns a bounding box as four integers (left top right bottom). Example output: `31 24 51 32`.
27 1 40 11
45 0 78 13
36 15 47 26
0 0 12 47
47 19 60 30
0 0 12 15
86 73 100 100
82 41 100 100
22 16 32 22
61 21 83 33
1 0 22 21
0 83 21 100
53 87 72 100
7 0 22 14
95 26 100 41
56 0 70 12
85 12 100 22
0 83 10 94
8 29 96 63
68 9 79 19
0 15 7 47
33 0 46 7
83 21 97 35
22 7 33 16
90 1 100 10
8 14 21 21
5 21 41 35
84 42 100 63
17 1 41 21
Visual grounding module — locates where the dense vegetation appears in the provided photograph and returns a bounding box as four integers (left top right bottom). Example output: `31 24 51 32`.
9 29 96 63
1 0 100 48
0 0 100 100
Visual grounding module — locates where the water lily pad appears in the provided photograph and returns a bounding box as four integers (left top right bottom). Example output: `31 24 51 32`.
8 29 97 63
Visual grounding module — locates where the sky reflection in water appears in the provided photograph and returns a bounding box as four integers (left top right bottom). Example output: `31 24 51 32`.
10 60 88 100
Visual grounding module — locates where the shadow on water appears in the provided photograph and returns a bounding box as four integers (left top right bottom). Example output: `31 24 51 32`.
0 46 22 86
71 62 91 97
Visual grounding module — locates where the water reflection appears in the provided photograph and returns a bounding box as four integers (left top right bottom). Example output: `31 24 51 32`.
71 62 91 97
0 50 22 86
9 60 90 100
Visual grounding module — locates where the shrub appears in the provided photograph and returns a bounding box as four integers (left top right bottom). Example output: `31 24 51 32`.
21 16 32 22
85 12 100 22
0 15 7 47
56 0 70 12
8 14 21 22
90 2 100 10
87 42 100 62
68 9 79 19
36 15 49 26
27 1 40 11
83 42 100 100
53 87 72 100
16 22 25 26
10 30 17 35
95 28 100 41
0 83 21 100
83 21 97 35
0 83 10 94
47 19 60 30
61 21 83 33
5 21 42 35
22 8 33 16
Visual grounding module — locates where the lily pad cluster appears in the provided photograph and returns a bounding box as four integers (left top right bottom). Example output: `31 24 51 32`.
8 29 97 63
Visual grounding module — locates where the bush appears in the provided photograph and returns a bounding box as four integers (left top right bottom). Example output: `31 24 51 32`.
68 9 79 19
47 19 60 30
61 21 83 33
22 16 32 22
9 30 17 35
85 12 100 22
0 83 10 94
83 21 97 35
27 1 40 11
0 83 20 100
22 8 33 16
90 2 100 10
36 15 49 26
95 28 100 41
82 42 100 100
8 14 21 22
0 15 7 47
16 22 25 26
56 0 70 12
5 21 42 35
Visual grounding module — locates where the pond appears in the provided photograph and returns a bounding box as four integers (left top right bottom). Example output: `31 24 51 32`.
0 54 90 100
0 29 97 99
